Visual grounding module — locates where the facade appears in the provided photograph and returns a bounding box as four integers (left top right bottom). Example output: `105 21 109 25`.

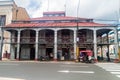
0 0 29 60
2 11 119 61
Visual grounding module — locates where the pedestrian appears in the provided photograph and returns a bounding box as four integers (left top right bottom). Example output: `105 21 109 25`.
5 50 8 58
106 51 110 62
57 52 60 60
70 53 74 60
64 52 68 60
50 53 53 60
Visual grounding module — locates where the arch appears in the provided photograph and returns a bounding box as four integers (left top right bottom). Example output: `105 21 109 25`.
20 29 36 40
57 28 74 31
39 29 54 36
76 29 94 53
39 28 55 31
97 28 113 37
21 29 36 32
96 28 116 62
5 29 18 32
57 29 74 37
58 29 74 32
96 27 115 31
79 27 94 31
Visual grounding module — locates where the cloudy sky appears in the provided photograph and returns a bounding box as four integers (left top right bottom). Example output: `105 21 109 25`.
14 0 120 23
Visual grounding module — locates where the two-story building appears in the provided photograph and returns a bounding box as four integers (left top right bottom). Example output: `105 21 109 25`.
3 11 119 61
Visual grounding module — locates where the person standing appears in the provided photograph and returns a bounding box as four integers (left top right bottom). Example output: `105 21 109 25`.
106 51 110 62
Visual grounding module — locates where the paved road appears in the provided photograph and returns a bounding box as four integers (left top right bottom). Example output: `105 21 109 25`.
0 61 120 80
95 63 120 78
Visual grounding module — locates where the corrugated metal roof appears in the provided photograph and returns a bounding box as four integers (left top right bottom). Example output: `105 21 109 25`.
6 22 110 28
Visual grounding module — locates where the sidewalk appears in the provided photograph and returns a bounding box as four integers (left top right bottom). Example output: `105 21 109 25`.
1 58 120 64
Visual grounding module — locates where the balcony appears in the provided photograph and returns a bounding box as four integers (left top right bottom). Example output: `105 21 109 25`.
58 36 73 44
3 37 17 43
21 37 35 43
39 37 54 44
78 36 93 44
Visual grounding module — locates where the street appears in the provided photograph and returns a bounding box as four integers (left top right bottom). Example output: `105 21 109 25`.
0 61 120 80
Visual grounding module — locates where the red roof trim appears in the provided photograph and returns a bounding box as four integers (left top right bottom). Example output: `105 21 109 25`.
6 22 110 28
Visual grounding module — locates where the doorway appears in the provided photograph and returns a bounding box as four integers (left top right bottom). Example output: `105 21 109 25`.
80 48 86 51
46 48 53 60
62 48 70 60
30 47 35 60
14 47 17 59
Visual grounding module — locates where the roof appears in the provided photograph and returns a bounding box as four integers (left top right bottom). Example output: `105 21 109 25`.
30 16 91 21
5 11 110 28
6 22 110 28
43 11 65 15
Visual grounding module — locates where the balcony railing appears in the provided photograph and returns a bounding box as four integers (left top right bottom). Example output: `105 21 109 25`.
58 37 73 44
39 37 54 44
97 37 112 44
21 37 35 43
3 37 17 43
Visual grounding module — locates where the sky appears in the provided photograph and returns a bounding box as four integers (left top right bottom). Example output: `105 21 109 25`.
14 0 120 23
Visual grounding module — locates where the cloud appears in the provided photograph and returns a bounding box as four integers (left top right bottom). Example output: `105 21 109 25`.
14 0 30 8
14 0 42 17
14 0 120 23
28 0 40 10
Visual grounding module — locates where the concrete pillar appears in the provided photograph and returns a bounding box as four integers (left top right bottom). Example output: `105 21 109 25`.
35 31 39 61
0 27 4 60
114 28 119 61
16 30 21 60
74 29 77 60
10 32 14 60
54 30 57 60
93 30 97 61
106 33 110 53
106 33 110 61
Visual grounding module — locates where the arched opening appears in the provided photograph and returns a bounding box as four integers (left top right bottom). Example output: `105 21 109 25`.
3 29 18 59
78 29 93 51
97 29 114 62
57 29 74 61
38 29 54 61
20 29 36 60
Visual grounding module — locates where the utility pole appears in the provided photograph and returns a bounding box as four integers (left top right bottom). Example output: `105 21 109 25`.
76 0 80 62
118 0 120 61
47 0 49 11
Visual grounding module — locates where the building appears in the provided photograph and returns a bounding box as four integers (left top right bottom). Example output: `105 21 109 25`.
0 0 29 60
2 11 119 61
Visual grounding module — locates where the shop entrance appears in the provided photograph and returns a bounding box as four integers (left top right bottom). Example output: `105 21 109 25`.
46 48 53 60
80 48 86 51
62 48 70 60
30 47 35 60
14 47 17 59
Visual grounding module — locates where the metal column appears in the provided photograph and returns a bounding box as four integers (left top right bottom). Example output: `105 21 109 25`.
35 31 39 61
93 29 97 61
16 30 21 60
54 30 57 60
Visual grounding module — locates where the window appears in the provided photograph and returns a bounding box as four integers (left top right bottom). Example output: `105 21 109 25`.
0 15 6 26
